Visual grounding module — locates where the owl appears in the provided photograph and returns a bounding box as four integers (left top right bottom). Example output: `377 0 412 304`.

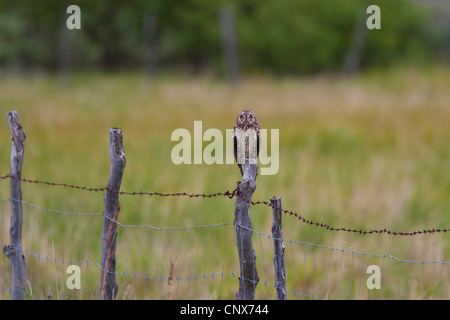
233 109 261 176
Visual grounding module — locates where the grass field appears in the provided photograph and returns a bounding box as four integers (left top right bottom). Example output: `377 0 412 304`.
1 65 449 299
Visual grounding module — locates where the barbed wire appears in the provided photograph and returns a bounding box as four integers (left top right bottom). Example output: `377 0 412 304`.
2 198 448 300
0 174 237 199
239 196 450 236
1 173 449 236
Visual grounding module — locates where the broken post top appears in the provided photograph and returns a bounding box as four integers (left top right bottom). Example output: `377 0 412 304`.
109 128 126 164
241 162 258 181
237 163 258 196
107 128 126 194
7 111 26 155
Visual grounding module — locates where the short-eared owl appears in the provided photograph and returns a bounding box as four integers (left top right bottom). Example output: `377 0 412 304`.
233 109 261 176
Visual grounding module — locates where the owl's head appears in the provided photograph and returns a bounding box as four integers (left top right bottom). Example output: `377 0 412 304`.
236 109 258 129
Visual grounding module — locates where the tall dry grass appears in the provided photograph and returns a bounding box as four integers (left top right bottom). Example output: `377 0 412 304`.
0 66 449 299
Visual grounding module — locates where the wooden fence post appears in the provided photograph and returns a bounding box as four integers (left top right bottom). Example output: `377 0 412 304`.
3 111 26 300
271 196 287 300
58 8 72 86
219 7 241 85
234 163 259 300
143 12 158 77
100 128 126 300
342 1 369 74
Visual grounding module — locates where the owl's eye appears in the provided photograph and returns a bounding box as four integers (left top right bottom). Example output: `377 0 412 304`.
240 114 244 120
248 115 253 121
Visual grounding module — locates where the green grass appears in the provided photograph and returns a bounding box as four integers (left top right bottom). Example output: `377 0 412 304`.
1 66 450 299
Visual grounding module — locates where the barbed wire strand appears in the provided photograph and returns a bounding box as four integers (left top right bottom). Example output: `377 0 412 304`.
1 173 449 236
2 199 449 300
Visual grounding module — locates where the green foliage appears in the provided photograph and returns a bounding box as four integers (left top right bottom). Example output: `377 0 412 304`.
0 0 443 74
238 0 358 74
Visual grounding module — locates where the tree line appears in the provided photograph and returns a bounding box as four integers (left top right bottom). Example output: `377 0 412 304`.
0 0 445 75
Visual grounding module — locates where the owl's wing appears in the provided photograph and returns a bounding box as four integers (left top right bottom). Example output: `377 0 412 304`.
257 128 260 158
233 130 237 162
233 130 243 176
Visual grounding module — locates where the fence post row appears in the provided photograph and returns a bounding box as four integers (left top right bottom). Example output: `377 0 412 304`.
3 111 27 300
234 163 259 300
271 196 287 300
100 128 126 300
2 112 289 300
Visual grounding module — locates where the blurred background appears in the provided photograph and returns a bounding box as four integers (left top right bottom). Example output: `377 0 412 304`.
0 0 449 299
0 0 448 76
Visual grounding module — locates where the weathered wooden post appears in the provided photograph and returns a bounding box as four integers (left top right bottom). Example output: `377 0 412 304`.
58 8 72 86
219 7 241 86
234 163 259 300
100 128 126 300
143 12 158 77
271 196 287 300
342 1 369 74
3 111 26 300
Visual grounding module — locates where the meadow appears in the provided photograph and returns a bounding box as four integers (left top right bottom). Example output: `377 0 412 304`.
1 66 449 299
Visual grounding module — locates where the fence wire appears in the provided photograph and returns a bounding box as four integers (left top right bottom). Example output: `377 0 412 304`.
1 174 449 236
1 199 448 300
